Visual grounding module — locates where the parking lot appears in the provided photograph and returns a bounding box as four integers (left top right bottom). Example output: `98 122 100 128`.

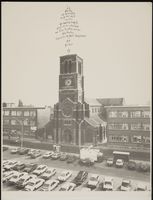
2 146 150 192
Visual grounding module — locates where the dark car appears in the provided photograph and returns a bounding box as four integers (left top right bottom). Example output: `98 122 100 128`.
18 148 29 155
67 155 76 163
72 171 88 186
127 161 136 170
79 158 94 167
60 153 68 161
12 163 25 171
23 163 38 173
30 152 41 159
3 146 9 151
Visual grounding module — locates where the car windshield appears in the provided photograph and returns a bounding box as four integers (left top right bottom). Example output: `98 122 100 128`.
12 175 18 179
27 182 34 186
46 171 51 174
37 167 42 170
19 178 24 182
77 172 83 178
43 183 49 188
90 177 97 181
61 173 66 177
60 188 66 191
122 182 129 187
105 181 111 185
137 187 145 191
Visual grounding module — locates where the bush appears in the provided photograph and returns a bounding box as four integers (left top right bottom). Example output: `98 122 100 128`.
127 161 136 170
137 162 150 172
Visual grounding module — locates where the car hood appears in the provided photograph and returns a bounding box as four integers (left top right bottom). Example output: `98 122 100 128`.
121 186 130 191
9 178 18 182
88 181 98 186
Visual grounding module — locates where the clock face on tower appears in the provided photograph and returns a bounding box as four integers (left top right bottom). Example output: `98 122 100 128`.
62 104 72 117
65 79 72 86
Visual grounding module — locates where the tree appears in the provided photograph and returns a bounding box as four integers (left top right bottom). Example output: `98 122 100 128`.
18 99 23 107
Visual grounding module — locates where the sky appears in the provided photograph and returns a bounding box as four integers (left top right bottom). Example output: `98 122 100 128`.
2 2 152 107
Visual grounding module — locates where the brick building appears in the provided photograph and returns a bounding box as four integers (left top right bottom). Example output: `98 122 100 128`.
105 105 151 149
3 103 51 138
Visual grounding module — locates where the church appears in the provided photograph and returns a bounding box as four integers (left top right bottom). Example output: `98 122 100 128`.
53 54 107 146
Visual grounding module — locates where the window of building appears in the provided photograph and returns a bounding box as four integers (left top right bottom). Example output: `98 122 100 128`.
131 136 142 143
68 60 72 73
142 136 150 144
142 124 150 131
24 111 30 116
142 111 150 118
78 61 82 74
4 119 9 125
30 111 36 117
30 120 35 126
11 120 16 125
23 119 29 126
130 111 141 118
109 136 128 143
4 111 9 116
11 111 16 116
118 111 128 118
109 111 117 118
17 111 22 116
108 123 128 130
131 123 142 130
64 119 71 125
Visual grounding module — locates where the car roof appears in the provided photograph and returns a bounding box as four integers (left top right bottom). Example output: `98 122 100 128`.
90 174 99 178
61 170 71 174
116 159 123 161
37 165 46 167
105 177 113 181
122 179 130 183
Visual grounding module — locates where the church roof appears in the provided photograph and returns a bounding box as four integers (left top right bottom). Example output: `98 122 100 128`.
85 115 106 127
85 98 101 106
96 98 124 106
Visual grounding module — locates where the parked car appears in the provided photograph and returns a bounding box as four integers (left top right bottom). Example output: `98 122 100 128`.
51 152 61 160
106 158 114 166
120 179 131 191
3 160 10 167
28 149 36 156
116 159 124 168
24 178 45 191
3 146 9 151
4 160 19 170
16 174 36 189
3 171 17 183
60 153 68 161
18 148 29 155
23 163 38 173
58 170 72 182
135 183 147 191
127 161 136 170
42 151 54 159
32 165 48 176
11 147 21 154
72 171 88 186
40 168 56 180
30 152 41 159
59 182 76 191
79 158 94 166
39 179 59 191
137 162 150 172
87 174 100 189
12 162 25 171
67 155 76 163
8 172 28 185
103 177 114 191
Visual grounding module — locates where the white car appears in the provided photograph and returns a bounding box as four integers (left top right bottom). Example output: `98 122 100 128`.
59 182 76 191
16 174 37 189
3 160 10 167
120 179 131 191
106 158 114 166
57 170 72 182
32 165 48 176
116 159 124 168
11 147 20 154
4 160 20 170
42 151 54 159
87 174 100 188
8 172 28 185
39 179 59 191
40 168 56 180
24 178 45 191
103 177 114 191
3 170 17 183
135 183 147 191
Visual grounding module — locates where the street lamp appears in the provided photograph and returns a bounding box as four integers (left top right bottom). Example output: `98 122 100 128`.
15 119 24 148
